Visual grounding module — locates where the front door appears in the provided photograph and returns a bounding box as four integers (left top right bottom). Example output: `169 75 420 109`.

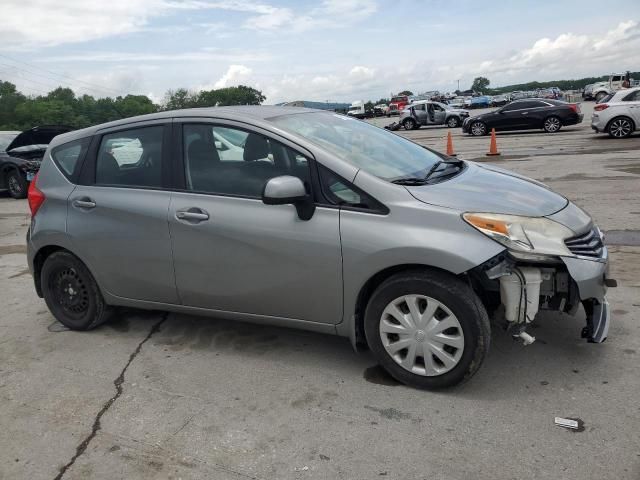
431 103 447 124
168 121 343 324
67 122 178 303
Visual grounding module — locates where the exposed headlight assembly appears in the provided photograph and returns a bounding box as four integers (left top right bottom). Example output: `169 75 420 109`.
463 213 574 258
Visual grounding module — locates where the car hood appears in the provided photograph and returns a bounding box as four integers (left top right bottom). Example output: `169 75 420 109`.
406 162 568 216
6 125 72 152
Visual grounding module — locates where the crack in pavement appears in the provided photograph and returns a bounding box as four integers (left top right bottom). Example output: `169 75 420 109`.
53 313 168 480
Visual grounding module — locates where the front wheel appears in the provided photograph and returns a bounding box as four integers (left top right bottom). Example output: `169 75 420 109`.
7 170 28 199
446 117 460 128
607 117 634 138
41 251 113 330
364 270 490 389
469 121 487 136
543 116 562 133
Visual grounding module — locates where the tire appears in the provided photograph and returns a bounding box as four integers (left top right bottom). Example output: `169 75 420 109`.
364 270 490 390
446 116 460 128
6 170 28 199
607 116 634 138
543 116 562 133
469 121 487 136
41 251 112 330
595 92 607 103
403 118 417 130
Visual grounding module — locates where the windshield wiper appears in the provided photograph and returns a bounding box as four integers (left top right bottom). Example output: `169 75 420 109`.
391 159 464 186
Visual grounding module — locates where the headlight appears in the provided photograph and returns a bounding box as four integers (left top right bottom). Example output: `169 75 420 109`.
463 213 574 257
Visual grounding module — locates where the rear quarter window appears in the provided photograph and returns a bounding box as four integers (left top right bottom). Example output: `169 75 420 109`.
51 137 91 182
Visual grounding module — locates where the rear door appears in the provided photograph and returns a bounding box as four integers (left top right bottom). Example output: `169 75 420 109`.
621 89 640 127
67 120 178 303
168 120 342 324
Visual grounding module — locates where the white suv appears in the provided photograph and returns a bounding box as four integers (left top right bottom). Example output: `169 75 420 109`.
591 87 640 138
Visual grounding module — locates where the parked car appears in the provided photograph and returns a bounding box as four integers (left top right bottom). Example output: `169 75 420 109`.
462 99 583 135
490 95 509 107
400 101 470 129
0 125 71 199
582 84 595 100
373 104 388 116
470 96 491 109
592 73 636 103
27 106 612 389
591 87 640 138
447 97 466 109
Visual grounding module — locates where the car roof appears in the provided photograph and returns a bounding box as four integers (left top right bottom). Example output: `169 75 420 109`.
49 105 326 146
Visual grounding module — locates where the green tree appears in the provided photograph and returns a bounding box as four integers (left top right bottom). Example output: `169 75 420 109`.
471 77 490 92
398 90 413 96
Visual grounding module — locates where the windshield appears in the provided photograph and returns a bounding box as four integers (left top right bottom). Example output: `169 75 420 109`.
0 133 19 152
269 112 442 180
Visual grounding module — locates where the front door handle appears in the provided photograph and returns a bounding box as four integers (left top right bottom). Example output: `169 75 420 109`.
73 198 96 209
176 208 209 222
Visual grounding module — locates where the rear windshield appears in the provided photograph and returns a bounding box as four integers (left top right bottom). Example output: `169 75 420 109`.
269 112 442 181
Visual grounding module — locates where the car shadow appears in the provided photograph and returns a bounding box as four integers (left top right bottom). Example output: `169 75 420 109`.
97 306 609 398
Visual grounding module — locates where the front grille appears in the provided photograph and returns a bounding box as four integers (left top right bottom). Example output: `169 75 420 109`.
564 227 604 258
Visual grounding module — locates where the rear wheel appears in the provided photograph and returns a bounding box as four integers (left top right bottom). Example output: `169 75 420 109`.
7 170 28 199
403 118 417 130
607 117 634 138
364 270 490 389
543 116 562 133
41 251 112 330
469 121 487 136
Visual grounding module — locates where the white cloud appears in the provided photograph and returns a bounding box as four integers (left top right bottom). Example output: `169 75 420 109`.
0 0 165 50
41 49 271 63
212 64 253 89
242 0 377 32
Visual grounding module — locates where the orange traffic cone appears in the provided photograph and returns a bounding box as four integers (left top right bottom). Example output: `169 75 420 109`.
486 128 501 156
446 131 457 157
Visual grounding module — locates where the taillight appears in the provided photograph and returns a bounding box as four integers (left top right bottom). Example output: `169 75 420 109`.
567 103 580 113
594 104 609 111
27 172 45 216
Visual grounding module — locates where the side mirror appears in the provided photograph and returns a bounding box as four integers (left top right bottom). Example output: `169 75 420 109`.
262 175 315 220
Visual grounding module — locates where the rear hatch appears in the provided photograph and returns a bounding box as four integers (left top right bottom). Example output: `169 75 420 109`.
6 125 72 153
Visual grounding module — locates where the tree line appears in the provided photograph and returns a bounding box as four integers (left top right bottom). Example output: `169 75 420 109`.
0 80 266 131
470 73 640 95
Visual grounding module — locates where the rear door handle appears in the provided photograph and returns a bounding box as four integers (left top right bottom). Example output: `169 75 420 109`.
176 208 209 222
73 198 96 209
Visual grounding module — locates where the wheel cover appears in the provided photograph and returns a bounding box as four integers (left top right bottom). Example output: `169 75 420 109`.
611 119 631 137
51 267 90 318
8 175 21 195
448 117 457 127
471 122 485 135
404 119 415 130
379 295 465 376
545 117 560 132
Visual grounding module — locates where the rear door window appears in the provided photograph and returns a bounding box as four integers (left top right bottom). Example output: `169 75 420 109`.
95 126 164 188
51 137 91 181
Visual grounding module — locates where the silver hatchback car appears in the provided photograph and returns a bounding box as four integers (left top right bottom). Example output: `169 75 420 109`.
27 106 612 389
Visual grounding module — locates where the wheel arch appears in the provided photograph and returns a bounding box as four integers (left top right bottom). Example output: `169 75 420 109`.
349 263 465 351
32 244 98 298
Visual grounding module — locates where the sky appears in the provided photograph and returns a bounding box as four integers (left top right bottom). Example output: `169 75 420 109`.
0 0 638 104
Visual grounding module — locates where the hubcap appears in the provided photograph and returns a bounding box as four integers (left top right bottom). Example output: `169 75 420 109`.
545 117 560 132
448 118 457 127
471 123 485 135
404 120 414 130
611 119 631 137
379 295 465 376
51 267 89 317
8 176 21 194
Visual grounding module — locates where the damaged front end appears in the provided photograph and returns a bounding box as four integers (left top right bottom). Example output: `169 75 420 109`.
464 212 614 345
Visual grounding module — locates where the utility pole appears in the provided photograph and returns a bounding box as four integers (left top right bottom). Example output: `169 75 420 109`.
457 79 460 91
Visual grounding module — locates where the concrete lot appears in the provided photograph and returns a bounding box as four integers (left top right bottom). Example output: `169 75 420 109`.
1 102 639 479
